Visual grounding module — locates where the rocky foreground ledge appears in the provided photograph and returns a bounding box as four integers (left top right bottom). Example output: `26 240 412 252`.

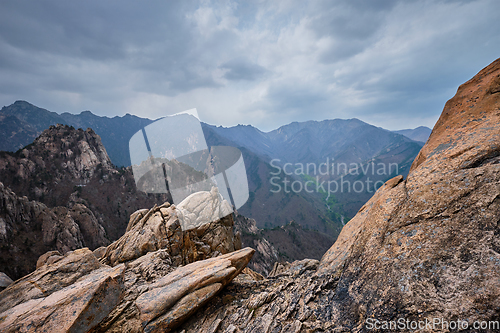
0 247 254 333
0 188 255 333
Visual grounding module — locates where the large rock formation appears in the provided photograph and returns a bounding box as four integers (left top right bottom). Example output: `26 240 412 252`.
0 124 170 279
175 58 500 332
0 245 255 333
0 124 170 241
102 188 242 268
0 181 109 279
0 189 255 333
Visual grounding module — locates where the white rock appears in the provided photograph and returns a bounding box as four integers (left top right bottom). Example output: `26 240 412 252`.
176 187 232 231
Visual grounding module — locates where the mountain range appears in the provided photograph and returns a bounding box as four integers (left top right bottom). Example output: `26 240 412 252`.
0 101 152 167
204 119 425 221
0 101 429 238
0 124 338 280
1 57 499 332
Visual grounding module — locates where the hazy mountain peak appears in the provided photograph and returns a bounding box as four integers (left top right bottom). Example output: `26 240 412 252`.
0 102 154 166
393 126 432 143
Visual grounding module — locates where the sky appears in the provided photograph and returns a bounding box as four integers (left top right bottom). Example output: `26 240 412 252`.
0 0 499 132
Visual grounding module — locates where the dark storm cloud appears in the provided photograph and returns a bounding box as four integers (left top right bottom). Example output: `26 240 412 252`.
0 0 499 131
0 1 219 96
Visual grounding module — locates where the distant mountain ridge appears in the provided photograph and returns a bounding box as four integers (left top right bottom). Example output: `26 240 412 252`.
205 118 423 166
1 100 428 166
0 101 153 167
393 125 431 143
205 119 424 220
0 100 425 236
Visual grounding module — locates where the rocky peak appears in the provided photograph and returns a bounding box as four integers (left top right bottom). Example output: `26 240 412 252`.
174 58 500 332
0 125 170 279
0 124 115 203
101 188 242 268
27 124 113 179
410 57 500 173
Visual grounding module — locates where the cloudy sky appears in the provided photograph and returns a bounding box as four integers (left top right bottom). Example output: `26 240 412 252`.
0 0 499 131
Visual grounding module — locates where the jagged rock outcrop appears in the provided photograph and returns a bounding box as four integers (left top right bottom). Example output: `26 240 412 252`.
0 124 170 279
0 247 254 333
0 263 124 333
102 188 241 268
0 124 113 185
131 248 254 333
0 124 170 241
0 182 109 279
181 258 332 332
0 190 255 333
175 58 500 332
0 248 113 315
234 214 279 275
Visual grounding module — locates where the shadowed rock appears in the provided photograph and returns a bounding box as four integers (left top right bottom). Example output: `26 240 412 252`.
0 180 110 281
0 272 13 291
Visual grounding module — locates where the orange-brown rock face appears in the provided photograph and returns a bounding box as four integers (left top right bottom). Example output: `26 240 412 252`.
411 57 500 173
318 57 500 328
177 59 500 333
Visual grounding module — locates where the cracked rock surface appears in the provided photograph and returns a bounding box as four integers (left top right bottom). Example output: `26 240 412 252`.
0 189 254 333
101 189 241 267
175 59 500 332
